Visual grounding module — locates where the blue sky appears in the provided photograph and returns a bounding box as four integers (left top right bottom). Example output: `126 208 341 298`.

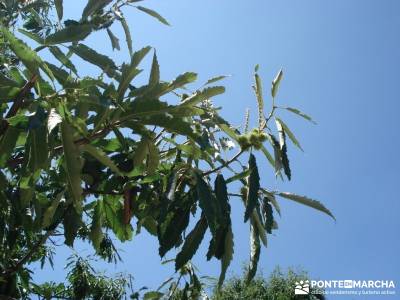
32 0 400 298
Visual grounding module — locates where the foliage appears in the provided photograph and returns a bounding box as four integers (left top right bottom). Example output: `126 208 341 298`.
212 267 325 300
31 254 134 300
0 0 333 298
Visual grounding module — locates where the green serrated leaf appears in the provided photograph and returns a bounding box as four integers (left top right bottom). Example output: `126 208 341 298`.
244 154 260 222
147 140 159 175
203 75 229 86
81 144 123 176
42 192 64 228
70 43 117 78
181 86 225 107
175 215 207 271
55 0 63 20
254 71 265 130
120 17 133 57
226 169 251 184
136 6 170 26
149 50 160 87
63 204 82 247
61 122 83 213
0 127 20 167
195 173 218 235
89 200 104 250
277 192 335 220
117 46 151 100
284 107 317 124
18 29 44 44
45 24 92 45
245 223 261 283
82 0 112 19
1 27 42 75
276 120 291 180
271 69 283 98
275 117 303 151
49 46 78 74
218 225 233 287
106 28 120 51
133 136 149 167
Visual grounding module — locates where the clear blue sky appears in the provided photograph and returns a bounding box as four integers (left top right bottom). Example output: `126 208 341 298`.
33 0 400 298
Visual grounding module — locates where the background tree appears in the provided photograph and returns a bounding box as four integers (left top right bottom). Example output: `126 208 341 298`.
0 0 334 298
212 267 325 300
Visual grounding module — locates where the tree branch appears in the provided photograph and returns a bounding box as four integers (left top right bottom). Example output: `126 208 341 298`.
0 74 38 137
202 149 244 176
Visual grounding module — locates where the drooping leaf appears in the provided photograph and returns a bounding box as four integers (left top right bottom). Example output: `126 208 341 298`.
250 209 267 247
120 17 133 57
275 117 303 151
63 204 82 247
60 121 83 213
26 110 48 172
262 198 274 234
54 0 63 20
133 136 149 167
149 50 160 87
276 120 291 180
244 154 260 222
81 144 123 176
82 0 112 19
42 192 64 228
218 225 234 287
89 200 104 251
267 133 283 176
245 223 261 283
136 6 170 26
0 127 20 167
260 145 275 169
195 173 218 235
44 24 92 45
106 28 120 51
103 196 133 241
277 192 335 220
175 215 207 271
284 107 317 124
271 69 283 98
210 174 231 260
158 207 190 257
146 139 159 175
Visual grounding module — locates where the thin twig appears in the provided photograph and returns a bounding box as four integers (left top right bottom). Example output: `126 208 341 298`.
202 149 244 176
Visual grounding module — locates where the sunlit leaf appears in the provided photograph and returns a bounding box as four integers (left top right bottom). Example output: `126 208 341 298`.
277 192 335 220
284 107 317 124
45 24 92 45
136 6 170 26
271 69 283 98
244 154 260 222
275 117 303 151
